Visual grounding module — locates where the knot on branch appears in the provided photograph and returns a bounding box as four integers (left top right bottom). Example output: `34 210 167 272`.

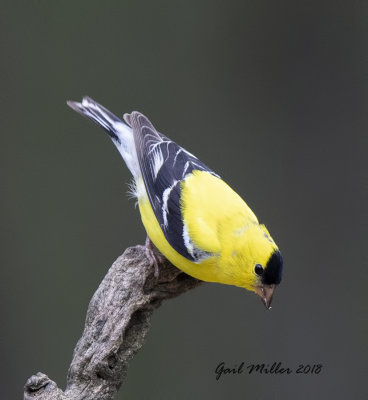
24 373 65 400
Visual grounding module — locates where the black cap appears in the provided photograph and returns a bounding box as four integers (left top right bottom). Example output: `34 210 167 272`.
262 250 283 285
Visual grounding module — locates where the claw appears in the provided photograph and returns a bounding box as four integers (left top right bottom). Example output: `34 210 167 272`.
145 236 162 278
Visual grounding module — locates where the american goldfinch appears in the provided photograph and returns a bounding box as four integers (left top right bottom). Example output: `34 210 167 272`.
67 97 283 309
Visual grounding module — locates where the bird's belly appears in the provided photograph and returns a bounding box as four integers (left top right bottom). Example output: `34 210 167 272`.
136 182 223 283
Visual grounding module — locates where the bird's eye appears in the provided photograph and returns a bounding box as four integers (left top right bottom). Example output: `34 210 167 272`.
254 264 264 276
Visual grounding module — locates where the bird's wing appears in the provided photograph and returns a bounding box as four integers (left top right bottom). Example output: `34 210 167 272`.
125 111 219 262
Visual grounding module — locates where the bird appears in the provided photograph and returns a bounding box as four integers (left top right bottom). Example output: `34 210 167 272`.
67 97 283 309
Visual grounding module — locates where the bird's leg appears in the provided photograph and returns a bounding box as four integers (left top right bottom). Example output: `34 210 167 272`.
145 236 163 278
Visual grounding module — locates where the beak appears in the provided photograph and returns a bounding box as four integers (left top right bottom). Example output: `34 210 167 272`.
254 284 275 310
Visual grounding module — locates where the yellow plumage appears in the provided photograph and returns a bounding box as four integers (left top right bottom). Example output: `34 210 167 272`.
67 97 283 308
139 171 278 290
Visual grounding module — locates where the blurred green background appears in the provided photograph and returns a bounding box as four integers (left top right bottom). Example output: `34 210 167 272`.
1 1 367 399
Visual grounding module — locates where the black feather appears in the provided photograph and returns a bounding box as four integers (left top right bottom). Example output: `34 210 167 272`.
262 250 283 285
127 112 218 261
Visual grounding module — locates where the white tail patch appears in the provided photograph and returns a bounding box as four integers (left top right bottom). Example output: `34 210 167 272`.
112 123 141 179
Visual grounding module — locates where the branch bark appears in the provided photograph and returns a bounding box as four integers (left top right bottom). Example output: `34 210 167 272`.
24 245 202 400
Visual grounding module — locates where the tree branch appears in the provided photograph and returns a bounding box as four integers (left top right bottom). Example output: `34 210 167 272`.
24 245 202 400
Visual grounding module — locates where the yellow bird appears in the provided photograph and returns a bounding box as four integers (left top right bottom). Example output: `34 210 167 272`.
67 97 283 308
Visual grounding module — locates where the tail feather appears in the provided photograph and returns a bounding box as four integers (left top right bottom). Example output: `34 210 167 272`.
67 96 141 179
67 96 124 142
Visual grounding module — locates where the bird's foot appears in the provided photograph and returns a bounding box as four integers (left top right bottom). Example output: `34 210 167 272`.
145 236 164 278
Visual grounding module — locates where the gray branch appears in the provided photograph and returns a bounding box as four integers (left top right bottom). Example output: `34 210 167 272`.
24 245 202 400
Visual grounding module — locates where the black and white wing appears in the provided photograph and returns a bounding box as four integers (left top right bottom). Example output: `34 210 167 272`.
125 111 219 262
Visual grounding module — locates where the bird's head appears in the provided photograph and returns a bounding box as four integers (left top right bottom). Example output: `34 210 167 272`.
224 223 283 309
